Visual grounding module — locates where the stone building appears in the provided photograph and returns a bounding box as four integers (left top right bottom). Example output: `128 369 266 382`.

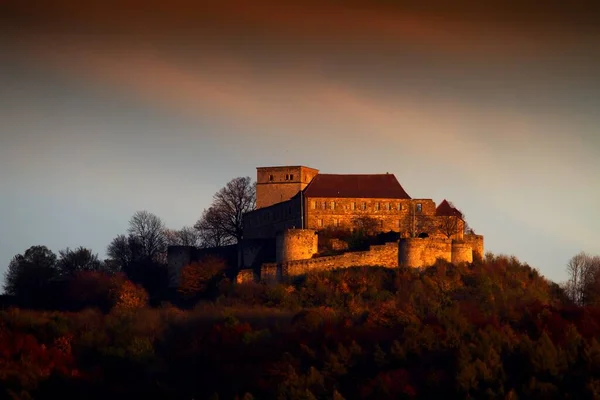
243 165 466 241
168 164 483 287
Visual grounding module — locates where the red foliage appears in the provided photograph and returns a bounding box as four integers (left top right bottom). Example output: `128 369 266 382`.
361 368 416 399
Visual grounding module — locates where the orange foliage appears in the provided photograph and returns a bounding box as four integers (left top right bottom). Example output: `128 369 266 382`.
109 275 149 312
178 256 226 298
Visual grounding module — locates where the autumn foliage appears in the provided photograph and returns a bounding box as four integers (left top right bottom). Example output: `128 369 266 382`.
4 254 600 399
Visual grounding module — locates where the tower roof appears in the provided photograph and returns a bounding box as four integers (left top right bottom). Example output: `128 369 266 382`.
300 173 411 199
436 199 463 218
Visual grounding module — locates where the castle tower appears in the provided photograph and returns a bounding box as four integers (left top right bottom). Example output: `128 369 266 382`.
256 166 319 209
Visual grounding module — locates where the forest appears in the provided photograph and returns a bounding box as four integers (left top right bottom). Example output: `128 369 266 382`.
3 250 600 399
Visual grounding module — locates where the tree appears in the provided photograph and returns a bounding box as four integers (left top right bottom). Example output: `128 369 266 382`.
177 256 227 301
565 252 600 306
436 200 468 238
195 206 235 248
194 177 256 246
57 246 102 276
165 226 201 247
127 210 167 261
107 234 138 271
3 246 58 306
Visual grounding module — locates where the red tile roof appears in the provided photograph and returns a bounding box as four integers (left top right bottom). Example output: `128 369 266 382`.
301 173 411 199
436 199 463 218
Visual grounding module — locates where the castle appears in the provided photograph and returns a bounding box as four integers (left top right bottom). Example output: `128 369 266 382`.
168 165 484 286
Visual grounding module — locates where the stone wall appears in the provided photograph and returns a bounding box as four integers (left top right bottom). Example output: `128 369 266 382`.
243 198 303 239
463 234 484 261
167 246 194 288
305 197 438 236
261 263 279 284
256 166 318 209
398 238 453 268
451 241 473 264
269 242 398 279
276 229 318 263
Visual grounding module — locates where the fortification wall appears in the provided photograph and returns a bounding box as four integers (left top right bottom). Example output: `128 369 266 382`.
451 241 473 264
305 197 438 235
167 246 194 288
464 234 484 261
276 242 398 278
398 238 452 268
261 263 279 284
251 235 484 283
276 229 318 263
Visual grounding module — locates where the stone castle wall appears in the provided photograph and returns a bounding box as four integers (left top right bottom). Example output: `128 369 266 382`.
305 197 438 235
398 237 452 267
261 242 399 280
276 229 318 263
167 246 194 288
249 235 484 282
256 166 318 209
463 234 484 261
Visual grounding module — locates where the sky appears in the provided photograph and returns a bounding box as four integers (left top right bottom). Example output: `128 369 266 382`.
1 0 599 284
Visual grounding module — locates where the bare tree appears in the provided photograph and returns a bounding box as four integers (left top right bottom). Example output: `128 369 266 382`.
194 177 255 246
566 252 600 306
352 215 380 236
195 206 235 247
435 200 472 238
127 210 167 261
165 226 202 247
438 216 462 238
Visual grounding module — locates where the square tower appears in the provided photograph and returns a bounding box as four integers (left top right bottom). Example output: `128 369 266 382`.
256 165 319 209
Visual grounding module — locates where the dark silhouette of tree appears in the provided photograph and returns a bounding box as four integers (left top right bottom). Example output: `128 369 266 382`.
127 210 167 261
565 252 600 306
194 177 255 246
57 246 102 276
3 246 58 306
194 206 235 248
106 234 138 271
165 226 201 247
106 211 169 302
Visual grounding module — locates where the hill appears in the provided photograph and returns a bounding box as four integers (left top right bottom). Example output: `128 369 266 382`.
4 255 600 399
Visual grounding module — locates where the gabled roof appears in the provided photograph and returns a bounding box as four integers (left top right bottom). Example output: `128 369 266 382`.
301 173 411 199
436 199 463 218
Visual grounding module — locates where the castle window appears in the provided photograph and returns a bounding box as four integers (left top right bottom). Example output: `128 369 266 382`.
269 174 274 181
398 203 402 211
311 200 316 209
285 174 289 180
385 202 390 210
322 201 326 209
333 218 339 227
416 203 422 213
375 202 380 211
351 202 356 210
290 174 294 180
330 201 335 210
318 218 323 227
361 202 366 210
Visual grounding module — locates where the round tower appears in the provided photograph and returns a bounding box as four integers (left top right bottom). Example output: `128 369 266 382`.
398 238 422 268
451 241 473 264
276 229 318 263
